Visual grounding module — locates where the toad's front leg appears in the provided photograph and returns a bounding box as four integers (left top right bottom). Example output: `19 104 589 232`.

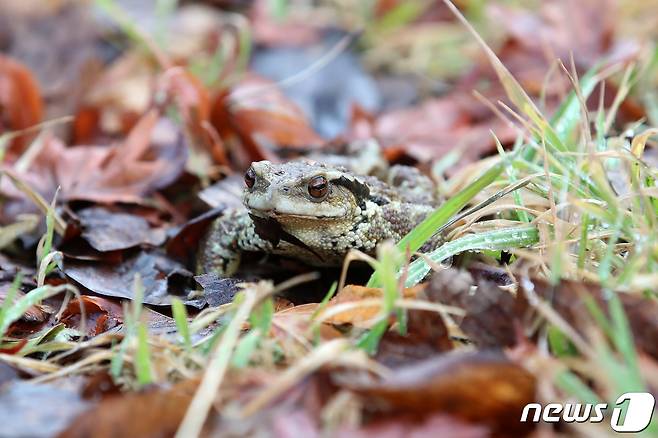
197 209 273 276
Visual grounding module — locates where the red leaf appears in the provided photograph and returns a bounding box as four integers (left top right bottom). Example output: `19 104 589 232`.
0 54 43 157
60 295 123 336
211 74 323 166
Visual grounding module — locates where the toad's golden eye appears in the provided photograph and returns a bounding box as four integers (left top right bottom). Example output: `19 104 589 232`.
245 167 256 188
308 175 328 199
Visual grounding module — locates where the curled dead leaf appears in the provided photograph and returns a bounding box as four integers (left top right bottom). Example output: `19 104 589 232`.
211 74 323 166
322 285 423 326
338 351 536 435
60 295 123 337
0 54 43 157
57 378 200 438
63 250 198 307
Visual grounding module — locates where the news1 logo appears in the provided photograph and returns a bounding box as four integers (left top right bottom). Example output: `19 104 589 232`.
520 392 656 432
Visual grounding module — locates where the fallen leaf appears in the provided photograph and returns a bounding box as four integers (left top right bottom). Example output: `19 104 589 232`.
428 268 519 348
375 308 453 368
57 378 199 438
2 112 187 211
0 381 89 438
75 207 166 252
73 51 153 142
323 285 423 326
166 207 225 265
339 351 536 435
194 273 242 307
196 175 246 210
352 94 517 167
63 250 198 307
157 67 228 165
211 74 323 167
59 295 123 337
0 54 43 157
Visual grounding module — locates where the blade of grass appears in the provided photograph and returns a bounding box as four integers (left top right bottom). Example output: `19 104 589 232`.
176 286 261 438
496 135 531 223
577 213 590 271
135 323 154 386
2 172 65 233
231 329 261 368
555 369 601 405
358 243 403 354
368 154 514 287
0 274 23 336
0 284 74 339
405 225 539 287
172 298 192 351
249 298 274 334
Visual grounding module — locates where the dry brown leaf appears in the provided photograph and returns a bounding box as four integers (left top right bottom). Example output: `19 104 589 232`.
73 207 167 252
1 111 187 212
60 295 123 337
340 351 536 436
63 250 197 307
0 54 43 157
375 308 453 368
428 268 519 348
323 285 423 325
211 74 323 167
57 379 200 438
157 67 228 165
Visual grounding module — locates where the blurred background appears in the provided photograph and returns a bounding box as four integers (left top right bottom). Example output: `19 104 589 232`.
1 0 657 178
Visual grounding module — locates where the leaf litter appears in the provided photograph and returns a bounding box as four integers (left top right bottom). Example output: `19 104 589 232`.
0 0 657 437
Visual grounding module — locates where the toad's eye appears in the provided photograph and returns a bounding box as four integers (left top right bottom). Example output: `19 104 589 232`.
308 175 328 199
245 167 256 188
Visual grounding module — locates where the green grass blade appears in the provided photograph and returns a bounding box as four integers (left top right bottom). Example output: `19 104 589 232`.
135 323 154 386
249 298 274 334
368 155 513 288
404 225 539 287
0 284 69 338
231 329 262 368
399 156 512 254
555 369 601 405
0 273 23 335
358 243 403 354
577 213 590 271
550 66 601 142
172 298 192 351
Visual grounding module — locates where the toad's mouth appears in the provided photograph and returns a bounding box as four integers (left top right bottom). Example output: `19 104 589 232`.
248 214 324 261
247 207 344 220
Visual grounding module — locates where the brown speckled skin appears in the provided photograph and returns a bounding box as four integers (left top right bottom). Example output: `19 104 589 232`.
198 159 438 276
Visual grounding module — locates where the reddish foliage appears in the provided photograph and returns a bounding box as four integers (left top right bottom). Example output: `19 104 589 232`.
211 74 323 167
157 67 229 165
60 296 123 336
0 54 43 157
375 308 453 368
0 339 28 355
341 351 536 436
57 379 200 438
1 110 187 211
